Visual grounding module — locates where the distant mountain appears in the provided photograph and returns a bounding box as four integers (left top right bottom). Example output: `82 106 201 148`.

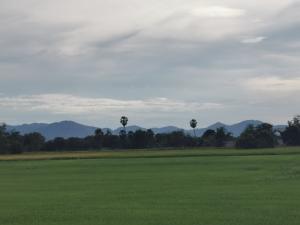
8 121 99 140
226 120 263 137
151 126 183 134
187 120 284 137
207 122 227 130
7 123 48 134
7 120 286 140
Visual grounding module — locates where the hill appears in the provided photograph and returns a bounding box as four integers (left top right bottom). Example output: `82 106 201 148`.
7 120 286 140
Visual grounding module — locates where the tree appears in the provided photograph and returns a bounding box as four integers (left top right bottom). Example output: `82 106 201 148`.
102 131 120 149
120 116 128 133
131 130 148 149
236 125 256 148
281 115 300 146
146 129 155 148
23 132 45 152
7 131 23 154
94 128 104 149
0 123 6 134
94 128 104 137
67 137 87 151
167 131 186 147
49 137 66 151
201 129 216 146
129 129 155 149
215 127 232 147
0 124 9 154
119 129 128 148
255 123 276 148
190 119 197 137
0 125 23 154
236 123 276 148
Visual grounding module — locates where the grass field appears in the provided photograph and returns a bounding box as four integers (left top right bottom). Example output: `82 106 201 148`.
1 147 300 225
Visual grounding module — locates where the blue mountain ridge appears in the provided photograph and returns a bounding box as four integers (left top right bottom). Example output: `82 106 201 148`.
7 120 286 140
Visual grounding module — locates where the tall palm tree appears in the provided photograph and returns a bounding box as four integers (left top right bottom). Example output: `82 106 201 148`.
120 116 128 133
94 128 103 137
190 119 197 137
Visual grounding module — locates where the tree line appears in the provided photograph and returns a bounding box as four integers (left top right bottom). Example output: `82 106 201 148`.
0 115 299 154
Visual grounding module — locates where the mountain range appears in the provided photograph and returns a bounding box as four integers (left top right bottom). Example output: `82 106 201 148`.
7 120 286 140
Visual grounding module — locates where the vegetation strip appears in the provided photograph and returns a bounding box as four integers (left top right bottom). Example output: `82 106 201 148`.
1 147 300 161
1 116 300 154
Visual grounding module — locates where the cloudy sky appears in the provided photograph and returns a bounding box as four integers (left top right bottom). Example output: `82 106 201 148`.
1 0 300 128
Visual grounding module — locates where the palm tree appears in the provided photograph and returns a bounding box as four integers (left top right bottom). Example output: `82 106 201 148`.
94 128 103 137
120 116 128 133
190 119 197 137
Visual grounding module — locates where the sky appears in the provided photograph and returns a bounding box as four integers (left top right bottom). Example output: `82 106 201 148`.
0 0 300 128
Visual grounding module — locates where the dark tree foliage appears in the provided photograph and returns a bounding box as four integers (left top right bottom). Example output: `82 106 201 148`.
0 124 9 154
40 130 202 151
236 125 256 149
0 123 234 154
102 131 120 149
94 128 104 149
126 129 155 149
236 123 277 149
44 137 66 151
0 124 46 154
201 129 216 146
215 127 233 147
201 128 233 147
281 116 300 146
23 132 45 152
6 131 23 154
66 137 88 150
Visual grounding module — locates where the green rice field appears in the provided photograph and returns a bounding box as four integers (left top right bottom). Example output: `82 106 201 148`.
1 147 300 225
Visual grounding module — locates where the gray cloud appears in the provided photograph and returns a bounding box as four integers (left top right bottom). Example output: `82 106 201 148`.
0 0 299 127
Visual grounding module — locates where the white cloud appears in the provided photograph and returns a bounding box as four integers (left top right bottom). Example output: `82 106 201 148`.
0 94 223 115
245 76 300 92
241 36 266 44
191 6 245 18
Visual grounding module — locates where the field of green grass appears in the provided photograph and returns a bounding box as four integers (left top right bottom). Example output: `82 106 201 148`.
1 147 300 225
